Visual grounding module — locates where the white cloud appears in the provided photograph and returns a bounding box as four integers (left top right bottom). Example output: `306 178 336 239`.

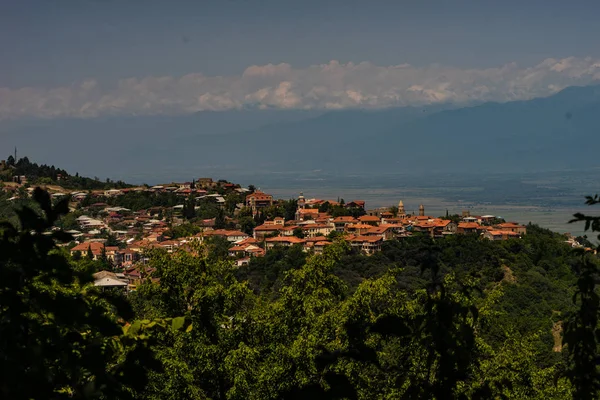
1 57 600 119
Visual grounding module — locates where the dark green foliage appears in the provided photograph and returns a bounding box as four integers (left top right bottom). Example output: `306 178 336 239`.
224 192 244 214
204 236 232 262
238 215 256 235
0 188 157 399
319 201 332 213
283 199 299 221
563 252 600 399
2 184 599 399
235 244 308 293
564 194 600 399
197 198 222 220
165 223 202 239
8 155 130 190
331 205 366 218
182 194 196 220
293 227 305 238
257 199 298 221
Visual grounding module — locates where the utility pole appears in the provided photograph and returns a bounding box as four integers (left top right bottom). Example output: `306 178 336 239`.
14 147 17 161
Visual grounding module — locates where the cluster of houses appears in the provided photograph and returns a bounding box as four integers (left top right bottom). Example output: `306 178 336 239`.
2 176 249 203
2 173 534 291
61 187 531 292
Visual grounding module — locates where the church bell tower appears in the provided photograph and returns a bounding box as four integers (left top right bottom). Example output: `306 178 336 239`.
398 200 405 217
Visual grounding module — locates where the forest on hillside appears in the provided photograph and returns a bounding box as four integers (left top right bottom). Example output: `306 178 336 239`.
1 155 131 189
1 189 600 399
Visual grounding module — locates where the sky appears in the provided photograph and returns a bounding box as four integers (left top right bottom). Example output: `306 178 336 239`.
2 0 600 119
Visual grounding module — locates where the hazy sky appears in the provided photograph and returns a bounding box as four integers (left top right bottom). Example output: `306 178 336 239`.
2 0 600 118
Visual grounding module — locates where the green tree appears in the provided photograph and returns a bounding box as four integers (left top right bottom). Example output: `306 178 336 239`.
132 243 254 399
86 245 94 260
238 216 256 236
166 223 202 239
226 241 354 399
225 193 244 214
182 194 196 220
293 227 306 239
319 201 332 213
215 209 226 229
0 188 160 399
283 199 298 221
566 195 600 399
204 236 232 262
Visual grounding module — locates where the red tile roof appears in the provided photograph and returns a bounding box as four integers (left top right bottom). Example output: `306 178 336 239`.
348 235 383 243
265 236 305 244
496 222 525 228
366 226 392 234
71 241 105 252
204 229 248 237
333 216 357 223
487 230 520 237
358 215 380 222
246 191 273 201
254 224 285 231
458 222 481 229
303 236 329 242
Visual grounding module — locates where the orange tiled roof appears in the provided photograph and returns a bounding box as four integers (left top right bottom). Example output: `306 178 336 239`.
347 200 365 207
254 224 285 231
304 236 329 242
333 216 357 223
204 229 248 237
71 241 105 252
434 220 452 227
358 215 380 222
414 222 436 228
487 230 520 236
246 191 273 201
366 226 392 234
297 208 320 215
348 235 383 243
236 237 259 245
496 222 524 228
301 224 331 229
265 236 305 244
346 223 373 229
458 222 481 229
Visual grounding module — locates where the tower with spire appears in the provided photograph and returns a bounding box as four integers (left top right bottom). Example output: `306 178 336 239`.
419 204 425 217
298 192 306 209
398 200 405 217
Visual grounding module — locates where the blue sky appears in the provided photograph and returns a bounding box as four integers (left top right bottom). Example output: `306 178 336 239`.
2 0 600 118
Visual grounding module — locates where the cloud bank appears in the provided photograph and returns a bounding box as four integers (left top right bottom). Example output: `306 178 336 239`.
2 57 600 119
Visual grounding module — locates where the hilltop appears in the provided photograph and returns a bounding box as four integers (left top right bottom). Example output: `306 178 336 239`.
0 155 131 190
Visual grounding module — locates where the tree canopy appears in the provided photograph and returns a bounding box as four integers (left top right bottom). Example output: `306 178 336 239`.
1 188 600 398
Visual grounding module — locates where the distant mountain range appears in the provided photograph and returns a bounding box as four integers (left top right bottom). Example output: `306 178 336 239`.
1 84 599 183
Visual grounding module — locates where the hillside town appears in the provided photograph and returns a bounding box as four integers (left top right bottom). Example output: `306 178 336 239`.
3 164 589 292
1 172 532 282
